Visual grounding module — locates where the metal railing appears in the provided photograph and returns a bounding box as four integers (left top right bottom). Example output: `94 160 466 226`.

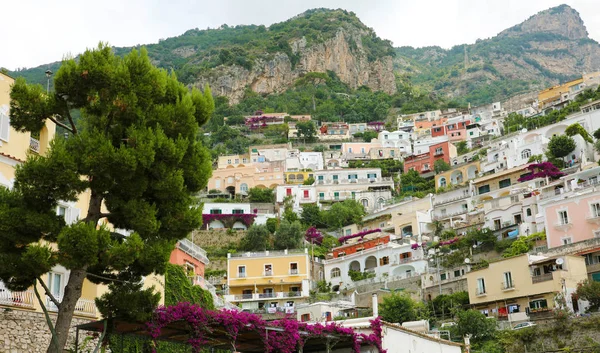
432 209 468 221
229 249 307 258
532 273 553 284
227 291 303 301
502 282 515 290
0 289 35 308
264 270 273 277
29 137 40 153
433 193 470 205
47 296 97 317
178 239 209 264
289 269 299 275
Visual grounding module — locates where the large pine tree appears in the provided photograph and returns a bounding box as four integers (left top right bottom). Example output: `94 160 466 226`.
0 44 214 353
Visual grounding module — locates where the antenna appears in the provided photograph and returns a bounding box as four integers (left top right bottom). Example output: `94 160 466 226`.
555 258 564 266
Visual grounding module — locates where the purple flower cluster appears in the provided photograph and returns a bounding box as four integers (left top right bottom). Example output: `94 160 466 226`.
338 228 382 244
439 237 459 246
305 227 323 245
245 116 284 130
518 162 565 182
147 302 386 353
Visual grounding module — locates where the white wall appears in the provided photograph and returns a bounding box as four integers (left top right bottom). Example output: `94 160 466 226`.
381 325 463 353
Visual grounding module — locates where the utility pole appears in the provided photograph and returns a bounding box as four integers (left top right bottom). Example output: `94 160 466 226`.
45 70 53 94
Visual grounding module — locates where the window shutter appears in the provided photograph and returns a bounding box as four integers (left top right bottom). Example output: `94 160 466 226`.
0 111 9 142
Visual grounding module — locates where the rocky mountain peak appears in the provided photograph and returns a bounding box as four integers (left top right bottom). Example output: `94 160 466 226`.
499 4 588 40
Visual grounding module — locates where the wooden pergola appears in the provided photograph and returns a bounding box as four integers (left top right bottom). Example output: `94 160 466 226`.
75 318 360 353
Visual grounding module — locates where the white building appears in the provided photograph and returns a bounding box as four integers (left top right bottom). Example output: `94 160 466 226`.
285 150 324 171
324 234 427 291
378 130 412 155
413 136 449 155
202 203 276 230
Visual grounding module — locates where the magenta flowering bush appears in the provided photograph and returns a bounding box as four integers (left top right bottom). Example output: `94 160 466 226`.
202 213 257 228
245 115 284 130
305 227 323 245
518 162 565 182
338 228 382 244
147 302 386 353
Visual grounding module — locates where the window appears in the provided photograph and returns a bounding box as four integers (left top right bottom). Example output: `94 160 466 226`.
493 219 501 230
238 266 246 278
511 195 519 203
210 209 222 215
558 210 569 225
529 299 548 310
439 177 447 187
303 190 309 199
440 273 447 281
332 192 340 200
235 159 239 164
380 256 389 266
286 188 292 196
478 185 490 194
318 175 324 181
562 237 573 245
319 192 325 200
435 147 443 155
514 214 522 224
503 272 514 289
348 174 358 180
48 272 63 300
331 268 341 278
57 205 67 218
232 209 244 214
240 183 249 193
301 313 311 322
362 199 369 208
0 110 10 142
242 158 248 163
215 179 221 188
491 199 500 208
476 278 486 295
521 149 532 160
526 208 532 217
499 178 511 189
592 202 600 218
390 150 395 157
290 263 298 275
454 270 461 278
333 175 339 181
227 159 231 165
264 264 273 276
345 229 351 236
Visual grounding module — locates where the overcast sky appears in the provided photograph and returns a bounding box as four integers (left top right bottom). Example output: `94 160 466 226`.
2 0 600 70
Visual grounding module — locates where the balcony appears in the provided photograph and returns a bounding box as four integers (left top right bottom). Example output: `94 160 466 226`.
531 273 553 284
586 262 600 274
264 270 273 277
237 273 247 278
553 222 572 231
432 209 468 221
47 296 97 317
29 137 40 153
289 269 299 275
225 291 303 302
434 150 444 156
502 282 515 291
586 213 600 225
177 239 209 264
0 289 35 309
476 288 486 296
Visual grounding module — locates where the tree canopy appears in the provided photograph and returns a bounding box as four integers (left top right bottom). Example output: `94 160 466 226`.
322 199 366 230
547 135 577 159
0 44 214 353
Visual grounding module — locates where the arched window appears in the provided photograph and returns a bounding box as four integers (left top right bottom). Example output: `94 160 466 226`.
240 183 249 193
439 177 447 188
331 268 341 278
361 199 369 208
521 149 532 160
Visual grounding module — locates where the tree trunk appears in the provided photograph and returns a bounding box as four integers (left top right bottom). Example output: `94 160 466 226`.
46 267 87 353
47 190 103 353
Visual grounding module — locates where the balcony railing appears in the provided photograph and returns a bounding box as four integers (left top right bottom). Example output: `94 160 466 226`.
226 291 303 302
264 270 273 277
237 273 247 278
29 137 40 153
47 296 97 317
553 222 572 231
502 282 515 290
531 273 554 284
433 193 470 205
289 269 299 275
432 209 468 221
177 239 209 264
0 289 35 309
586 213 600 224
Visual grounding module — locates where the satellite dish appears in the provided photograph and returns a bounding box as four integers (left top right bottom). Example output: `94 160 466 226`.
556 258 564 265
464 258 471 264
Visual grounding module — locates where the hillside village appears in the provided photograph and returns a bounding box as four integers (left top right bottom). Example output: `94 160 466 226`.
4 4 600 353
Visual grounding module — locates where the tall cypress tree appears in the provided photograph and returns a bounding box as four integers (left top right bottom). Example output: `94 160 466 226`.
0 44 214 353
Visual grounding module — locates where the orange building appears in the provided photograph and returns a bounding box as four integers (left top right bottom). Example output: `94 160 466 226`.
169 239 210 281
333 235 390 258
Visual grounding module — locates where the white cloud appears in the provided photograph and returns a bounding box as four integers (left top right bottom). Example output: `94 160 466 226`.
1 0 599 70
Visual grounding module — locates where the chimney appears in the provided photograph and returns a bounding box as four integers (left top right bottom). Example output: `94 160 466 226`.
372 293 379 317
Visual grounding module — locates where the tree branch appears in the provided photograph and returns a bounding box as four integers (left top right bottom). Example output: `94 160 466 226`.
63 106 78 135
33 279 61 352
48 115 74 134
38 277 61 308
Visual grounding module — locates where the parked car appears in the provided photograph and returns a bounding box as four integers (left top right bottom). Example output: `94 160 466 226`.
513 322 536 330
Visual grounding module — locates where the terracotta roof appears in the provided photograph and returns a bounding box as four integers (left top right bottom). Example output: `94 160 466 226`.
0 152 24 162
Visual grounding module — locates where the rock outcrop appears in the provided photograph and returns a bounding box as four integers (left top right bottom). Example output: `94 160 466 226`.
194 28 396 103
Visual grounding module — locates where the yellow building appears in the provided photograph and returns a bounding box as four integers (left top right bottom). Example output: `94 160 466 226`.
472 165 529 202
466 254 588 322
435 161 480 191
0 72 163 321
284 170 314 184
225 249 312 312
538 77 584 109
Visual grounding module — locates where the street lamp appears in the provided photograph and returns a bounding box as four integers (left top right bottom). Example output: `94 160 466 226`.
45 70 53 94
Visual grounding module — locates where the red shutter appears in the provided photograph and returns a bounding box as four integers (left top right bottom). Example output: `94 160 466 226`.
286 188 292 196
303 190 309 198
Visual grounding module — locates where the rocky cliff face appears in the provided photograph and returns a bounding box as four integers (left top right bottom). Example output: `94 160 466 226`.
395 4 600 104
194 28 396 103
499 4 588 40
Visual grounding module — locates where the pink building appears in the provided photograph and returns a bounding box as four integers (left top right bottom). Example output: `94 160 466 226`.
543 190 600 249
169 239 210 281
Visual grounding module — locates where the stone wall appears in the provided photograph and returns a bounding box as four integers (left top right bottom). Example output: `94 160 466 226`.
190 229 247 249
0 309 98 353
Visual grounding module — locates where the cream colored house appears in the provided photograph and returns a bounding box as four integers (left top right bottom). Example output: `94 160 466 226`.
466 254 588 323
